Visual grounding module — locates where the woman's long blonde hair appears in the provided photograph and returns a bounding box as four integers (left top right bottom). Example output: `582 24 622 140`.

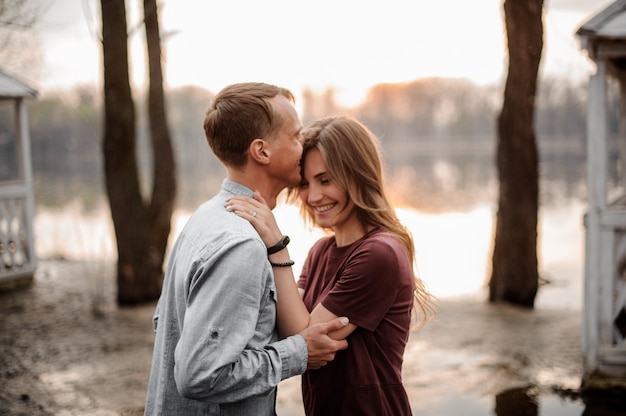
289 116 438 326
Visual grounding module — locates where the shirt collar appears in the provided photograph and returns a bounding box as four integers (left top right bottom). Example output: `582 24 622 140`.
222 178 255 198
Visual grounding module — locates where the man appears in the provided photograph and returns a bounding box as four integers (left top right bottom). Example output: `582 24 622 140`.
144 82 348 415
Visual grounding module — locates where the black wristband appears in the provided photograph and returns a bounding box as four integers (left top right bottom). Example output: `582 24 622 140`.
270 260 295 268
267 235 290 255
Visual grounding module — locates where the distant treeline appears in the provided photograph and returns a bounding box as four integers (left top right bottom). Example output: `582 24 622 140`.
21 77 615 211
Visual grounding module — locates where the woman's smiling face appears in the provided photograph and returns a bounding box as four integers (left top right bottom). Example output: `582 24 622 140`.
298 148 357 232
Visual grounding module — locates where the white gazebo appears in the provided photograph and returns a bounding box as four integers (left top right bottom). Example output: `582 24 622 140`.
577 0 626 386
0 70 37 290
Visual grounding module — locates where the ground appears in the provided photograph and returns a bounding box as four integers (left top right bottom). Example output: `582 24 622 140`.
0 259 624 415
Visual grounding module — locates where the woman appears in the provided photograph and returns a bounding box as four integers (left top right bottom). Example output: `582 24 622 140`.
226 116 437 415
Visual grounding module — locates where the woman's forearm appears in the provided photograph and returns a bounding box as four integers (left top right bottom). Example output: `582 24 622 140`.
268 249 311 337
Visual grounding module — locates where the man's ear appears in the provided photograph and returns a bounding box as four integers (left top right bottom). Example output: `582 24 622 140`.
249 138 270 164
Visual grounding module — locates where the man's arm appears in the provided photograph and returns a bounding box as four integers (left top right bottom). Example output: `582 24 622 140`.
173 239 303 403
300 317 349 369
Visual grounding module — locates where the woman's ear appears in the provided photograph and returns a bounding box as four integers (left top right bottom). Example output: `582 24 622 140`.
249 138 270 165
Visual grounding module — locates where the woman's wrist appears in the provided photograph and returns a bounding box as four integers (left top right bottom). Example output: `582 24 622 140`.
268 249 291 262
268 246 294 270
267 235 290 255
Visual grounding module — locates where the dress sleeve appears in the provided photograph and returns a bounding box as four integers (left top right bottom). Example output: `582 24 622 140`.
173 237 307 402
321 236 405 331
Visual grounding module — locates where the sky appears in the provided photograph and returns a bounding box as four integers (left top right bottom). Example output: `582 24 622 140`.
35 0 614 107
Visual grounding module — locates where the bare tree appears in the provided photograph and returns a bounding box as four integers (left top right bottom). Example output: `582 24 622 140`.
490 0 544 307
101 0 176 305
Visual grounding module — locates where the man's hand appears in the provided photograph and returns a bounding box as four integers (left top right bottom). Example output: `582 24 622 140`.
300 317 349 370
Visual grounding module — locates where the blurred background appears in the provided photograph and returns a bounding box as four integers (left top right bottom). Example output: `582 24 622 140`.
0 0 622 415
2 0 608 297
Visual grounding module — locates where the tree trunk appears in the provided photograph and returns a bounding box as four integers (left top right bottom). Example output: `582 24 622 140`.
101 0 175 305
141 0 176 298
490 0 543 307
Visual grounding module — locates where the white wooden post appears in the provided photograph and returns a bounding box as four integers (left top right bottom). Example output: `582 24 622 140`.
15 97 36 271
584 61 608 371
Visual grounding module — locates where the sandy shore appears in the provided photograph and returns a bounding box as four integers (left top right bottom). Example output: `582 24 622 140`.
0 259 622 415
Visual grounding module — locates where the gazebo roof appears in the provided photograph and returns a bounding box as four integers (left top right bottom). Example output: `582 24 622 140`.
0 69 37 99
577 0 626 38
577 0 626 62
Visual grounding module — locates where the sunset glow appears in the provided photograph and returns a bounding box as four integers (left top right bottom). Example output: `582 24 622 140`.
36 0 612 107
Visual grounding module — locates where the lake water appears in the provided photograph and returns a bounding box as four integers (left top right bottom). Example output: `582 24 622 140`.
33 198 586 310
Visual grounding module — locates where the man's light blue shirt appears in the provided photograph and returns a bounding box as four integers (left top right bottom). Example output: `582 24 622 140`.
145 179 308 415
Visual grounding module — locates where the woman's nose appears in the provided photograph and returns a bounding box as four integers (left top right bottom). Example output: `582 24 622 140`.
307 185 322 203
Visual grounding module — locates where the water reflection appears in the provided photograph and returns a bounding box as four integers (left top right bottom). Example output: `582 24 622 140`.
581 387 626 416
491 384 626 416
495 386 539 416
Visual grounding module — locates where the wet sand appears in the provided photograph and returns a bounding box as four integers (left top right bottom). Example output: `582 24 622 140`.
0 259 623 415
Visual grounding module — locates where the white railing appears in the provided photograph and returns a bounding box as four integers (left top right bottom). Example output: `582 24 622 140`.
0 186 36 284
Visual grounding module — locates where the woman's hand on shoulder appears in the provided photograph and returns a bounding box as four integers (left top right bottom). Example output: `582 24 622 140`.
225 191 283 247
